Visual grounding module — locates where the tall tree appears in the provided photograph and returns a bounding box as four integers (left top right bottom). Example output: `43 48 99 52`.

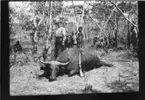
81 1 86 40
114 11 118 47
127 15 131 48
46 1 53 49
72 0 78 31
30 2 45 54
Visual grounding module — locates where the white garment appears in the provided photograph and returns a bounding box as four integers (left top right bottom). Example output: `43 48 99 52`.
56 27 66 37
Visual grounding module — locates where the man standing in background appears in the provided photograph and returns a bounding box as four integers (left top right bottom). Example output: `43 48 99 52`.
54 21 67 58
76 26 84 48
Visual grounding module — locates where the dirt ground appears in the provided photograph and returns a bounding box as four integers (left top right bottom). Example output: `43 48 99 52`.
10 48 139 95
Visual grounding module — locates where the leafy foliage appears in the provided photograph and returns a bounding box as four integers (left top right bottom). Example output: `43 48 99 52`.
9 1 138 52
52 1 63 17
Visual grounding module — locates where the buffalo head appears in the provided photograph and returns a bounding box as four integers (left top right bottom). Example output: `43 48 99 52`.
39 58 69 81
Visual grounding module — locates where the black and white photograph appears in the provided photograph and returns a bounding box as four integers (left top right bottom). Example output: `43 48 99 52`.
9 0 139 95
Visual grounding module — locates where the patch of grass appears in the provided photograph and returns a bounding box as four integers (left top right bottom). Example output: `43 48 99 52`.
106 80 138 92
82 84 102 93
117 51 138 61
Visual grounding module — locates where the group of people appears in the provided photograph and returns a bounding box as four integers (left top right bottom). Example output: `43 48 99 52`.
54 21 84 58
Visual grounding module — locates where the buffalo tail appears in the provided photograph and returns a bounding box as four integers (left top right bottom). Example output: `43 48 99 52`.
101 61 113 67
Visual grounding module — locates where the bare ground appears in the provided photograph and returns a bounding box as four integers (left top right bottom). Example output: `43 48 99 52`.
10 48 139 95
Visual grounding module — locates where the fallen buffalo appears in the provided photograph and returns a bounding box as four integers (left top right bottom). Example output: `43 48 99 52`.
38 47 113 81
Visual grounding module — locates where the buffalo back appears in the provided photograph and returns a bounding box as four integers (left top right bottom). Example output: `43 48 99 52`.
56 47 103 72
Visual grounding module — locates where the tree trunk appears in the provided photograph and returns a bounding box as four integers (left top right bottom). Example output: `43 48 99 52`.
114 29 117 47
46 1 53 49
49 1 53 38
82 3 85 40
81 1 85 26
127 18 131 49
19 31 22 42
72 0 78 31
114 11 118 47
32 3 45 54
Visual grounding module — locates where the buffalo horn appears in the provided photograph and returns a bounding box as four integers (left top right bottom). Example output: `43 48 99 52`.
39 59 69 65
52 61 69 65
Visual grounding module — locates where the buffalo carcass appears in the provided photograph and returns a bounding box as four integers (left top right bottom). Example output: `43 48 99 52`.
38 47 113 81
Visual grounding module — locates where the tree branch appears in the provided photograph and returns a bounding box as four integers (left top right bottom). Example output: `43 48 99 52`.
72 0 78 30
48 1 53 39
33 3 45 43
38 10 45 26
109 1 138 30
33 11 37 27
103 8 116 29
34 31 38 42
88 14 107 37
81 1 86 26
86 4 109 38
132 9 138 18
86 2 111 37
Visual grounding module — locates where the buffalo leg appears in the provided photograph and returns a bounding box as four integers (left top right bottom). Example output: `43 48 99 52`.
69 69 79 77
